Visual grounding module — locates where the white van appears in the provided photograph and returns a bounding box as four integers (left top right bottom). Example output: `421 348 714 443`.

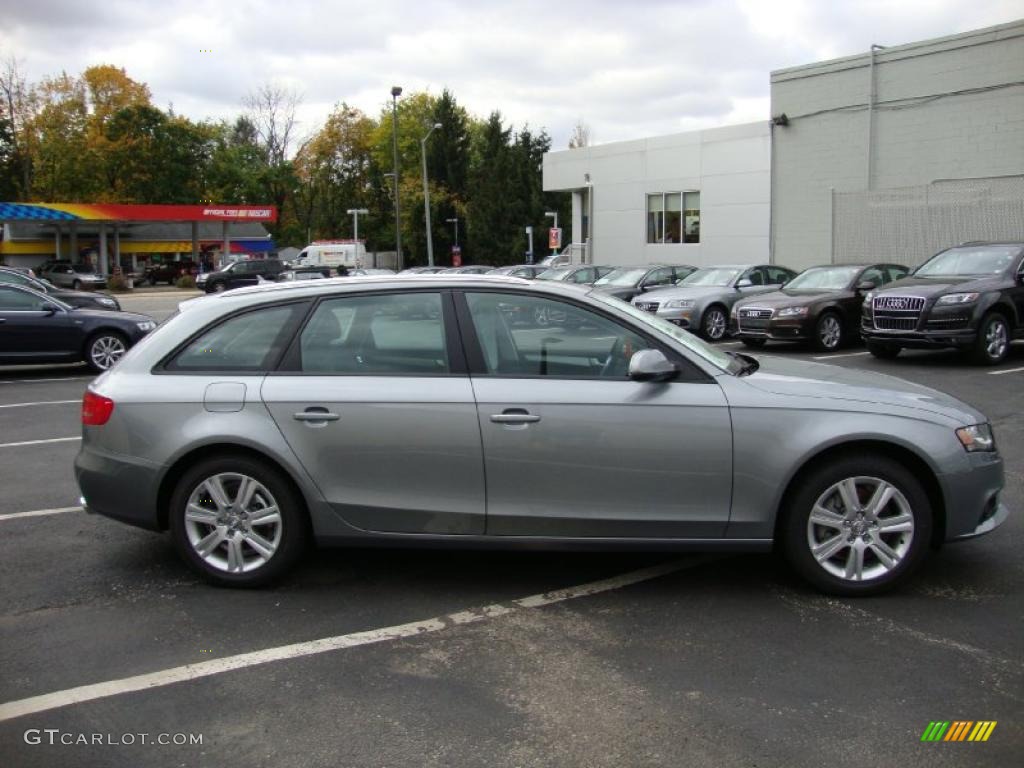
294 241 366 270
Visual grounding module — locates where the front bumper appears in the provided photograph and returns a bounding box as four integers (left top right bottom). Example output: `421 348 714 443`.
734 316 814 340
941 451 1009 542
861 303 980 348
634 304 698 329
75 444 163 531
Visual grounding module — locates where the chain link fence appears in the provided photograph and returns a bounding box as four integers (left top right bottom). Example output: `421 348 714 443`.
833 175 1024 266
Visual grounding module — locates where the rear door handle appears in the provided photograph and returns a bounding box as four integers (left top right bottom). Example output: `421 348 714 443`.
490 409 541 425
293 408 340 423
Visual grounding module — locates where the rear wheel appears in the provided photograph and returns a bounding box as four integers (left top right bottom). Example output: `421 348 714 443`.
971 312 1009 365
212 281 227 293
72 279 83 290
85 331 127 372
781 455 931 596
701 306 728 341
169 455 309 587
740 337 767 349
813 311 844 352
866 340 900 359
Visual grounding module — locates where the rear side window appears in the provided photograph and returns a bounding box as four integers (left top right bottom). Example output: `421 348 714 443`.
296 293 449 375
167 303 308 372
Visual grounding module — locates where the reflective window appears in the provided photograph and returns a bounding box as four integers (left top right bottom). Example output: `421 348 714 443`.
0 286 52 311
466 292 651 379
170 303 306 371
299 293 449 375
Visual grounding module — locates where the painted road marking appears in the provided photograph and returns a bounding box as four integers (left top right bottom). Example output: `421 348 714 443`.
989 366 1024 376
813 351 871 360
0 376 91 385
0 506 82 523
0 437 81 449
0 558 708 722
0 400 79 409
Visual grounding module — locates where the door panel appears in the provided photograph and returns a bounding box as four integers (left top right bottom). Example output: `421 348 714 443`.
262 376 485 534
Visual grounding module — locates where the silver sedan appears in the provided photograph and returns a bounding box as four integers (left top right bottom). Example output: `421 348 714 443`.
75 275 1008 594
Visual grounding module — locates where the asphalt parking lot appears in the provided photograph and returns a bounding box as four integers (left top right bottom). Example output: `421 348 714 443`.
0 292 1021 767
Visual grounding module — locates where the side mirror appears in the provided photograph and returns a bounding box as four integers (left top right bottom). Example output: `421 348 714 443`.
856 280 877 292
736 278 753 288
41 306 57 316
628 349 679 383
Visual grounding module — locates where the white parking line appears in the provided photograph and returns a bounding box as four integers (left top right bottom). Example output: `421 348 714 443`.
813 351 871 360
988 366 1024 376
0 376 91 385
0 558 707 722
0 437 81 449
0 400 79 410
0 506 82 522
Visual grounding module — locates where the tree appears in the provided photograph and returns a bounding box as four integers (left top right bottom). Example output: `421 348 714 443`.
242 83 302 237
0 55 35 198
568 119 591 149
466 112 515 262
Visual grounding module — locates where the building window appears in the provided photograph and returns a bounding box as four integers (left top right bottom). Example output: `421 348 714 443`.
647 192 699 244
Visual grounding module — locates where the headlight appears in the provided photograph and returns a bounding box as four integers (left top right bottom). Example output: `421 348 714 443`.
936 293 980 305
98 298 116 307
956 424 995 452
664 299 694 309
136 321 156 332
776 306 808 317
863 291 875 307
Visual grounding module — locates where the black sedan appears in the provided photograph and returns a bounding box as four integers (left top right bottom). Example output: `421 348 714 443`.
0 285 155 372
592 264 696 302
0 266 122 311
733 263 909 352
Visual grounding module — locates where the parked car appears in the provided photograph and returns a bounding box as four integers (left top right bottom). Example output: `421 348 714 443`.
0 265 37 278
733 263 909 352
197 259 285 293
75 275 1008 594
398 267 447 274
862 242 1024 365
0 266 122 311
0 284 155 371
38 261 107 290
277 268 328 282
144 260 198 285
347 268 397 276
536 265 615 285
487 265 550 278
633 264 797 341
440 265 493 274
593 264 697 303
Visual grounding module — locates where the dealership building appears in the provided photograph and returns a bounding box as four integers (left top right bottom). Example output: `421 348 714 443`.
543 19 1024 271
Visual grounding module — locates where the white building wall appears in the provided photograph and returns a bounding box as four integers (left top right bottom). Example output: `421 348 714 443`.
771 20 1024 270
543 122 771 268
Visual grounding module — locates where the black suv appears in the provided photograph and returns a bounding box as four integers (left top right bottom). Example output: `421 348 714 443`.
198 259 285 293
862 242 1024 364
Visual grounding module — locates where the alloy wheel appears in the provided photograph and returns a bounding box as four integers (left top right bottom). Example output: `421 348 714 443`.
806 476 914 582
89 335 127 370
704 308 727 340
819 315 842 349
184 473 283 574
986 317 1008 361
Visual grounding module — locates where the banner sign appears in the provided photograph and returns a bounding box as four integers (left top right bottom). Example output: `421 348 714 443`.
548 227 562 249
0 202 278 222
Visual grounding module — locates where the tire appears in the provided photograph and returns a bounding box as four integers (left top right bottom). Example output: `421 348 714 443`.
971 312 1010 366
212 281 227 293
169 455 309 588
148 276 158 286
85 331 128 372
866 340 900 360
740 337 767 349
781 454 932 596
812 311 844 353
701 305 728 341
72 279 82 290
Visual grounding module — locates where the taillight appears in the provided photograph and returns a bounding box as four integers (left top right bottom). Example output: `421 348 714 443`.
82 391 115 426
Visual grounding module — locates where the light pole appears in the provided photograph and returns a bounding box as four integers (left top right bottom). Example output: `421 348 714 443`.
545 210 559 257
390 85 403 270
347 208 368 266
420 122 442 267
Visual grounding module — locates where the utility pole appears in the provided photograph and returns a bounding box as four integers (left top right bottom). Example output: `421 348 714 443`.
390 86 403 269
421 123 442 267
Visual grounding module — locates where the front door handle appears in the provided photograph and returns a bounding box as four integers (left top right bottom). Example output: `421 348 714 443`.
293 408 340 423
490 409 541 425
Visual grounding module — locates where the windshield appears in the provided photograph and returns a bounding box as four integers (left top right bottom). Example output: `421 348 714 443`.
914 246 1019 277
680 268 742 287
591 290 735 373
537 268 571 281
594 267 648 287
785 266 860 291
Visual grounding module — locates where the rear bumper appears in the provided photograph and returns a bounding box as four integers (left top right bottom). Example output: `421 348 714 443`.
75 444 163 531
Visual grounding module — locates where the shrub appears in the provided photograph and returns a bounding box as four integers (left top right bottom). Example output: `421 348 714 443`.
176 275 197 289
107 274 132 293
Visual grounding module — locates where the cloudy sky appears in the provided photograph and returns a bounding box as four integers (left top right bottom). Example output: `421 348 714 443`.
1 0 1019 148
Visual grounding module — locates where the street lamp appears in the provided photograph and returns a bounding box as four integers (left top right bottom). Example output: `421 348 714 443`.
390 85 403 270
421 122 442 267
346 208 369 266
446 217 459 247
544 210 559 257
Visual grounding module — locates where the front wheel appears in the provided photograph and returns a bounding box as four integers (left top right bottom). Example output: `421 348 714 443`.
212 281 227 293
971 312 1009 365
85 332 127 372
781 456 932 596
866 340 900 359
813 312 844 352
701 306 728 341
169 456 309 587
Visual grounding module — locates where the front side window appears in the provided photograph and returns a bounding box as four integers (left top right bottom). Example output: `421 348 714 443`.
680 267 741 287
786 267 862 292
0 270 32 287
169 303 307 371
0 287 54 311
766 267 794 285
466 292 651 379
886 265 909 282
298 292 449 375
644 268 675 287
